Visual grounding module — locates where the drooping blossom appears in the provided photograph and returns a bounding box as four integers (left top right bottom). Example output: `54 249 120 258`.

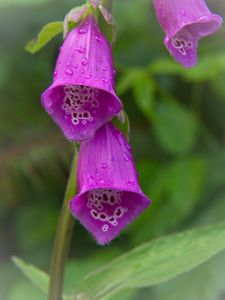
41 15 122 141
69 122 150 245
152 0 223 67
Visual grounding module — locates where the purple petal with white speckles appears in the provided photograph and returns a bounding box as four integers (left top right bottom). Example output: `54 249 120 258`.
152 0 223 67
41 15 122 141
69 122 151 245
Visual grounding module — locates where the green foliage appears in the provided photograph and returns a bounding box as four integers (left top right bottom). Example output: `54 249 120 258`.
79 223 225 300
25 22 63 53
12 257 49 294
0 0 50 6
12 224 225 300
153 100 198 155
1 0 225 299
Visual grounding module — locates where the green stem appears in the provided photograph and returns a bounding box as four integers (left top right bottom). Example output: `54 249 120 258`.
102 0 113 12
49 144 78 300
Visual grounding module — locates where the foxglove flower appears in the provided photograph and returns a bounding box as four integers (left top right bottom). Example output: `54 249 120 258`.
70 122 150 245
153 0 223 67
41 15 122 141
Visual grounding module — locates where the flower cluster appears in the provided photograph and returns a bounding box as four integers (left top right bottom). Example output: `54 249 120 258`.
41 0 222 244
42 13 150 245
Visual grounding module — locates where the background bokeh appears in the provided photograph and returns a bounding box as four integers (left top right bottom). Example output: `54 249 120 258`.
1 0 225 299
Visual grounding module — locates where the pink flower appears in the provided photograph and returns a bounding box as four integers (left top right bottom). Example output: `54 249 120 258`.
41 15 122 141
153 0 223 67
70 122 150 245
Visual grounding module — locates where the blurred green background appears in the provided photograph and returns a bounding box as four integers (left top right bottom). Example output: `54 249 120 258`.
1 0 225 299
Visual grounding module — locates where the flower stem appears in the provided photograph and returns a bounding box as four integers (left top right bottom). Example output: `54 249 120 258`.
49 144 78 300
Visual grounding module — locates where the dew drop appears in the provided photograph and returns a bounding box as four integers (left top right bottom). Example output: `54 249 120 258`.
95 36 101 42
79 28 87 34
97 57 103 62
65 68 73 76
53 71 57 78
74 63 78 69
102 78 108 83
76 46 86 53
101 162 107 169
85 74 91 79
102 66 107 71
179 9 185 16
123 152 129 162
81 57 88 66
127 179 134 186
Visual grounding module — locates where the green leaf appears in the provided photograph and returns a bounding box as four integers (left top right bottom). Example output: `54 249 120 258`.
133 71 155 120
8 280 47 300
12 257 49 294
153 100 198 155
25 22 63 54
116 69 142 95
150 195 225 300
150 53 225 82
131 157 205 243
79 223 225 300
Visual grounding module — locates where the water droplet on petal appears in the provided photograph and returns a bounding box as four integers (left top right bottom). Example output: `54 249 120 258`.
76 46 86 53
65 68 73 75
101 162 108 169
102 78 108 83
79 28 87 34
81 57 88 66
85 74 91 79
179 9 185 16
127 179 134 186
74 63 78 69
97 57 103 62
123 152 129 162
95 36 101 42
102 66 107 71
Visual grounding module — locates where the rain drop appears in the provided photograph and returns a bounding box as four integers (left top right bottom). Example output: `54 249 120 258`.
85 74 91 79
76 46 86 53
123 152 129 162
101 162 108 169
95 36 101 42
81 57 88 66
79 28 87 34
102 66 107 71
65 68 73 76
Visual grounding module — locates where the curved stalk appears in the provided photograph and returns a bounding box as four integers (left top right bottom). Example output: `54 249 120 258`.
49 144 78 300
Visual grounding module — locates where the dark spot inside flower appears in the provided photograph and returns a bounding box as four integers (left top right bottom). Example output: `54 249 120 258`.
110 196 116 204
103 193 108 202
65 98 71 106
92 210 98 217
115 209 122 217
173 40 181 47
84 112 89 118
100 214 107 219
109 217 115 222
